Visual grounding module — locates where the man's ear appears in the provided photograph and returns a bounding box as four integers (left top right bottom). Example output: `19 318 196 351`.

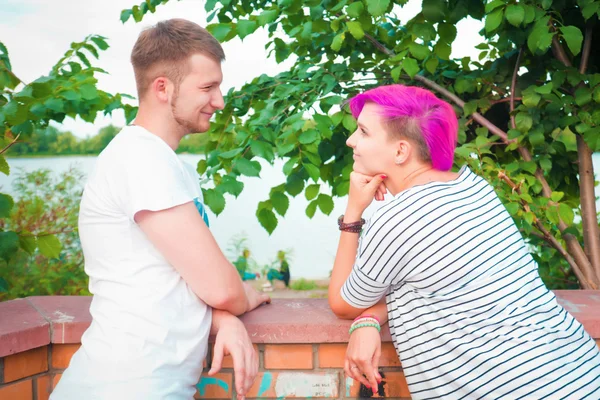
151 77 170 103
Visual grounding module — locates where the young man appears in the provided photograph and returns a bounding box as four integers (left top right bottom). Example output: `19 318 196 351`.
51 19 270 400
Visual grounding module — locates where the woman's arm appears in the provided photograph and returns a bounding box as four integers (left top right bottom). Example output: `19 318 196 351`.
329 172 387 319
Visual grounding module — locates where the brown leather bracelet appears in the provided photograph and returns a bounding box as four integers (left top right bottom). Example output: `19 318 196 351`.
338 215 365 233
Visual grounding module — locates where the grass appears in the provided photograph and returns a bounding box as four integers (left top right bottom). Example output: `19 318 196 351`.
289 278 328 291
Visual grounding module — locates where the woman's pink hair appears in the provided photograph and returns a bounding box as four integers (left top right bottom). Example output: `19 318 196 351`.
348 84 458 171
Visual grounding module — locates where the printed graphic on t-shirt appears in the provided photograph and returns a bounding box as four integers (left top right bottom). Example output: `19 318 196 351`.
193 198 210 227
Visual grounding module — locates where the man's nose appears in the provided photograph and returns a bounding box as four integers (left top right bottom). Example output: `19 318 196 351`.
211 89 225 110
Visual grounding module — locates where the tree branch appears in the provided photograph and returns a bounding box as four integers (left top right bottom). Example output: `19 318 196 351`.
551 33 572 67
0 132 20 155
498 171 595 289
579 23 593 74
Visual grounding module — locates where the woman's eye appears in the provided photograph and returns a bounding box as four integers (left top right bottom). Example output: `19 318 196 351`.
360 128 367 136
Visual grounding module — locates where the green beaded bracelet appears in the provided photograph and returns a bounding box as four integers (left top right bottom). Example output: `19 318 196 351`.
349 322 381 335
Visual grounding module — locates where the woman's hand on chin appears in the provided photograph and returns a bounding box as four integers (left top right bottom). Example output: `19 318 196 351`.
347 172 388 217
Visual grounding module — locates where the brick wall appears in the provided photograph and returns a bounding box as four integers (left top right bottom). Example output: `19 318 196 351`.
1 292 599 399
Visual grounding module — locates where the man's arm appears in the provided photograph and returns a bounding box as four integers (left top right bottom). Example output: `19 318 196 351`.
136 202 250 315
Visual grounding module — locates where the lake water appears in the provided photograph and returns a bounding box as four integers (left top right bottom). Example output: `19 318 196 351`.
0 155 375 279
3 154 599 279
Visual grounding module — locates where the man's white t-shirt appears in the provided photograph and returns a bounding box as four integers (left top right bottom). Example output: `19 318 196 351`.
51 125 212 400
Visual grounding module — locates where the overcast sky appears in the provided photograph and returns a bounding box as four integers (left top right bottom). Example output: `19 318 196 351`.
0 0 482 138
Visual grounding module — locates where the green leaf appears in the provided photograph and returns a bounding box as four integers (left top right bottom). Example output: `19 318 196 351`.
558 127 577 151
282 157 298 175
366 0 389 17
19 234 37 255
257 208 278 234
535 83 553 94
317 194 334 215
347 21 365 40
0 193 14 218
305 184 320 200
505 4 524 27
37 234 62 259
505 202 519 216
438 23 457 44
403 58 420 78
207 24 233 42
44 98 64 113
560 26 583 56
409 43 430 60
347 2 364 18
0 155 9 176
485 0 504 13
331 32 345 52
515 112 533 133
342 114 357 131
305 163 321 182
79 83 97 100
286 174 305 196
485 8 504 33
299 129 320 144
218 176 244 197
425 58 439 74
237 20 258 40
582 2 600 20
558 203 574 225
120 9 133 23
551 191 564 202
575 87 592 106
0 231 19 262
270 191 290 216
258 10 279 26
523 91 541 107
306 200 318 218
202 188 226 215
528 130 545 146
90 36 109 50
218 148 244 159
391 66 402 82
539 158 552 173
250 140 275 162
0 277 7 292
234 158 261 177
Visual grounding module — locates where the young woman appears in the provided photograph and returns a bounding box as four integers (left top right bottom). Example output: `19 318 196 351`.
329 84 600 399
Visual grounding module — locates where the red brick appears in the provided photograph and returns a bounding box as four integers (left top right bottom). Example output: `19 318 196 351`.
318 344 346 368
51 344 80 369
0 379 33 400
36 374 52 400
213 344 259 369
0 299 50 358
27 297 92 344
318 343 400 368
194 372 233 399
345 371 410 398
247 371 339 398
4 346 48 382
52 373 62 388
264 345 313 369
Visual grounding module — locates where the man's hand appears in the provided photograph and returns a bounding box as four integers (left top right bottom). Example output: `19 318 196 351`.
345 326 382 394
209 310 258 400
243 282 271 313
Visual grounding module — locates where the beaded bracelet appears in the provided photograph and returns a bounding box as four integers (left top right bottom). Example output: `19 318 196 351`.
349 322 381 335
354 314 381 324
338 215 366 233
352 318 379 327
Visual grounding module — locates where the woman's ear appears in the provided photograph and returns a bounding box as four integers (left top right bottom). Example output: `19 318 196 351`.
394 140 412 165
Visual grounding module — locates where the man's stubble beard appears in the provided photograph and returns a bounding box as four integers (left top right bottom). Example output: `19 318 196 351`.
170 85 203 135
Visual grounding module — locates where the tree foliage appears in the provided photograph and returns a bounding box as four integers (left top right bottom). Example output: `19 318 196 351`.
0 35 137 279
122 0 600 289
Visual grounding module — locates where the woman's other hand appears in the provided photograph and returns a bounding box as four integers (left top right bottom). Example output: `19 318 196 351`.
344 326 382 394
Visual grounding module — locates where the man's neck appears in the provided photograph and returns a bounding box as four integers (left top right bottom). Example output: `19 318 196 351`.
133 108 183 151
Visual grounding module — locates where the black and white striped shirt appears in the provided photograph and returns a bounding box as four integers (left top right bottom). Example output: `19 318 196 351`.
342 166 600 399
